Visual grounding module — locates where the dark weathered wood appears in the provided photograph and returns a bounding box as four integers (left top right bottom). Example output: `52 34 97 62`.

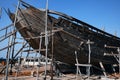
7 1 120 66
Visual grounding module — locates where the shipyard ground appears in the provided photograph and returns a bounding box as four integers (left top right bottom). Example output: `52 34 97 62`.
0 74 120 80
0 64 120 80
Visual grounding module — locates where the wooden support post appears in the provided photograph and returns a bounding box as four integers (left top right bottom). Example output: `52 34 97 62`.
112 65 116 75
5 36 11 80
10 0 20 74
75 51 82 80
44 0 48 80
99 62 107 78
0 42 27 73
50 21 54 80
86 40 94 80
117 48 120 74
104 44 120 74
75 40 93 80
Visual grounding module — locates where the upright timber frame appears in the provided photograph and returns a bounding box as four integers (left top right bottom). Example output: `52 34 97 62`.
75 40 93 80
104 45 120 74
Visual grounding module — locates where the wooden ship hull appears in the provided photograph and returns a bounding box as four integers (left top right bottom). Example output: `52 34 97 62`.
8 1 120 65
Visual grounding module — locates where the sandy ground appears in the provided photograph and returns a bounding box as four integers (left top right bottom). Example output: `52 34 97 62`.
0 74 120 80
0 64 120 80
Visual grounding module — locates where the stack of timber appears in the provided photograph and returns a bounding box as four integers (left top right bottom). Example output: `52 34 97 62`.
8 1 120 66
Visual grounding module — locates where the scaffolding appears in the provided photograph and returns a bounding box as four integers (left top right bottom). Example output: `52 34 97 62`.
104 45 120 74
75 40 93 80
0 0 43 79
0 0 61 80
0 0 120 80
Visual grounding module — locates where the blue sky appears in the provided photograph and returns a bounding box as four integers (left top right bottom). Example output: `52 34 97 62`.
0 0 120 36
0 0 120 58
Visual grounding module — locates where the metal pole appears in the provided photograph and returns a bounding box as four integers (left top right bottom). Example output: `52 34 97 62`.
44 0 48 79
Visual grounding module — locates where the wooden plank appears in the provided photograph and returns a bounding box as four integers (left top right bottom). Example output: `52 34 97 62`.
75 64 92 67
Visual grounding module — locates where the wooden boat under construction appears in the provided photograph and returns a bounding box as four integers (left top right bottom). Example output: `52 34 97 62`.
8 1 120 66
